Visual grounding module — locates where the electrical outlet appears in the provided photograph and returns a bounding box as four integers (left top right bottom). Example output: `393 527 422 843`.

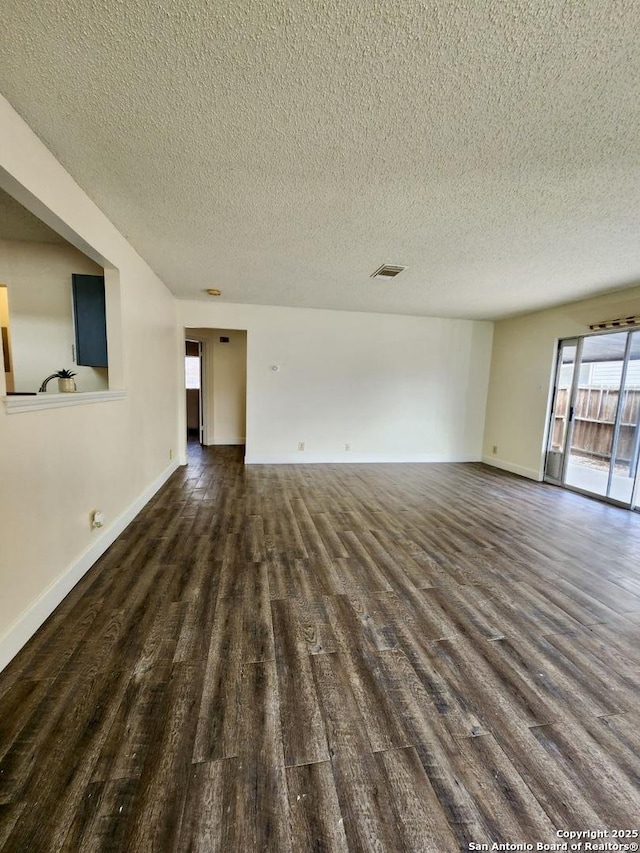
298 442 305 451
345 443 351 451
492 445 498 455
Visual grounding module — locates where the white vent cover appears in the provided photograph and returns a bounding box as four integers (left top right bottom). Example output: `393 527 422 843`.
371 264 407 280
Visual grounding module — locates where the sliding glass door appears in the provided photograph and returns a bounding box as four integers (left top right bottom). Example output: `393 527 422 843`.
564 331 627 499
609 331 640 503
545 329 640 508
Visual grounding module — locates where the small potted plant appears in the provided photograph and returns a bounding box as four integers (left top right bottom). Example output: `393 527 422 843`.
56 368 77 392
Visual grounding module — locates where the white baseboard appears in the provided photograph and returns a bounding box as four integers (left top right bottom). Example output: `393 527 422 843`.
481 455 542 481
0 459 180 674
245 453 482 465
206 438 245 446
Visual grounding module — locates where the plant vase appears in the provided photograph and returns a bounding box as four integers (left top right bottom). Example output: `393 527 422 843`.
58 377 76 392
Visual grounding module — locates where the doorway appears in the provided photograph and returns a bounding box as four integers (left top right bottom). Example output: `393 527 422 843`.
185 328 247 450
544 329 640 508
185 339 203 443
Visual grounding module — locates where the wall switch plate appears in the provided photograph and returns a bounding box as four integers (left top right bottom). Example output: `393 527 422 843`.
345 443 351 451
298 442 305 451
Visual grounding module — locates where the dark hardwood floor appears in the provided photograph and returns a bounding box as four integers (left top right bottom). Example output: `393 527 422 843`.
2 444 640 851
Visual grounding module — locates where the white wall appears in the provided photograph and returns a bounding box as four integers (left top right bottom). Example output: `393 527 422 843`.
0 94 179 670
179 302 493 464
482 284 640 480
188 328 247 445
0 238 108 393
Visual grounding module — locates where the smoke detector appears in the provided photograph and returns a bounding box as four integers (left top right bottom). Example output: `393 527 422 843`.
371 264 407 280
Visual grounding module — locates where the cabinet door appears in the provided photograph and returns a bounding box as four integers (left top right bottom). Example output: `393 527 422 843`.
72 274 108 367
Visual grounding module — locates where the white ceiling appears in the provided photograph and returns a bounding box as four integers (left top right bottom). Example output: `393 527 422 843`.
1 0 639 320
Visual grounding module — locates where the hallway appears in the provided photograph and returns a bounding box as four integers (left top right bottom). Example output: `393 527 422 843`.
1 445 640 851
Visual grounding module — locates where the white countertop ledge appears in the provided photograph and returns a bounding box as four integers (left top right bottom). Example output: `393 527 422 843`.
3 390 127 413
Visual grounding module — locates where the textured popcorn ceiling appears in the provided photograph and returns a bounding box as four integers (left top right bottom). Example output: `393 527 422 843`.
1 0 639 319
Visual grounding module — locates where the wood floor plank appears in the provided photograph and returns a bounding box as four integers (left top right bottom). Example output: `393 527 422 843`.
1 663 133 850
480 579 586 638
376 647 494 849
311 652 371 758
285 594 337 655
530 719 640 826
376 746 461 852
582 712 640 788
213 534 247 599
492 724 607 829
454 733 557 844
271 598 330 767
193 593 244 762
0 562 168 804
330 750 410 852
60 777 139 853
1 598 103 687
427 583 511 640
246 514 266 563
378 587 459 644
535 632 637 714
336 530 394 592
344 592 399 651
309 512 350 559
275 498 310 561
479 634 619 721
265 552 303 599
368 528 444 589
379 609 491 738
286 761 350 852
325 595 412 752
0 678 53 767
236 661 293 853
178 759 239 852
120 661 203 852
588 619 640 666
0 803 26 849
353 528 427 598
242 562 275 663
429 636 557 732
173 551 219 663
91 678 168 783
289 497 335 570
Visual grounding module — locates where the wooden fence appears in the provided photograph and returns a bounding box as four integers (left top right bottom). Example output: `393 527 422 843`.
551 386 640 462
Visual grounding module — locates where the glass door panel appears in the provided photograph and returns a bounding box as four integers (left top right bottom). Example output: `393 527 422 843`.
544 340 578 482
564 332 628 499
611 331 640 503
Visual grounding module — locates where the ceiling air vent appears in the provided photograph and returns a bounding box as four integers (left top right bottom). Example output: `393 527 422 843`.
371 264 407 280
